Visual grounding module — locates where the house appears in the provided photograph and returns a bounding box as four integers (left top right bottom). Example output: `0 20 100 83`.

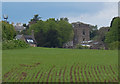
24 35 37 47
15 30 37 47
14 23 26 32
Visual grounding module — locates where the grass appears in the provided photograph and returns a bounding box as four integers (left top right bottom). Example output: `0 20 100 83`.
2 47 118 82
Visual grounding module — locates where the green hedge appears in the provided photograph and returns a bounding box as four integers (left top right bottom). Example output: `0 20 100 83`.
108 41 120 50
2 40 29 50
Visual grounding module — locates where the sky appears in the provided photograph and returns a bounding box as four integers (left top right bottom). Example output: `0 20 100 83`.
2 2 118 28
1 0 120 2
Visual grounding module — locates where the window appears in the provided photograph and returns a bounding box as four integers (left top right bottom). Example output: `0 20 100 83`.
83 30 85 35
83 38 85 41
27 39 34 43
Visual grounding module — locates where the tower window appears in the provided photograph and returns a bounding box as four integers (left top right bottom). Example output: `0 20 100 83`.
83 38 85 41
83 30 85 35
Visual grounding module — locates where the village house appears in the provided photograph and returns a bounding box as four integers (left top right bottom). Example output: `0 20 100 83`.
15 30 37 47
14 23 26 32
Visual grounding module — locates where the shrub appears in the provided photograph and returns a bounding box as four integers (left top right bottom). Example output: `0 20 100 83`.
2 21 16 40
108 41 120 50
2 40 29 50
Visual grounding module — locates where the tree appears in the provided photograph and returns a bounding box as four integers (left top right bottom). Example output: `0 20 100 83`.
28 18 73 48
105 17 120 43
29 14 42 27
90 25 98 40
31 14 41 22
58 20 73 43
45 29 60 47
105 17 120 49
60 17 69 22
23 23 27 27
2 21 16 41
21 23 29 35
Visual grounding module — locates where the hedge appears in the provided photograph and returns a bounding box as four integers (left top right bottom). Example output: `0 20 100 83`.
2 40 29 50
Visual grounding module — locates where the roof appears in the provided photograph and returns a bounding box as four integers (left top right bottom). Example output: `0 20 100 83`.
15 35 23 40
15 34 37 45
14 25 26 31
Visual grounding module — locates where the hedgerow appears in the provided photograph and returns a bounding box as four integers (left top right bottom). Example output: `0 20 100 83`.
2 40 29 50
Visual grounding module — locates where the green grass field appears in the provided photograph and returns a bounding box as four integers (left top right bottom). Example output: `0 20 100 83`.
2 47 118 82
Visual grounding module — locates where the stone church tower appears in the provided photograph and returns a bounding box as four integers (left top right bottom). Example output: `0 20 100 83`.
72 22 92 47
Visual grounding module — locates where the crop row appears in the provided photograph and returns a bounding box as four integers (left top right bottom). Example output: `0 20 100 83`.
2 63 118 82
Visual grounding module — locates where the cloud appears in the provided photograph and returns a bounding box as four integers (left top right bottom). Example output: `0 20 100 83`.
65 2 118 28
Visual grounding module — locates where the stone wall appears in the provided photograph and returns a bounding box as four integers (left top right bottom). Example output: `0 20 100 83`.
72 22 91 47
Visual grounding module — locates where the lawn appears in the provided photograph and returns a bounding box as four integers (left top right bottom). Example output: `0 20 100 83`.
2 47 118 82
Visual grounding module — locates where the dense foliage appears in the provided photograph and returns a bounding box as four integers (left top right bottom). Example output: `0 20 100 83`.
105 17 120 49
2 21 29 50
2 21 16 41
2 40 29 50
30 14 41 22
90 25 98 40
105 17 120 43
108 41 120 50
28 18 73 48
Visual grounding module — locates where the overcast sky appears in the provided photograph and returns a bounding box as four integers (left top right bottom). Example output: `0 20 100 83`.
2 2 118 28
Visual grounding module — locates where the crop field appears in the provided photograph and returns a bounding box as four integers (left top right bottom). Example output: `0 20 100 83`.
2 47 118 82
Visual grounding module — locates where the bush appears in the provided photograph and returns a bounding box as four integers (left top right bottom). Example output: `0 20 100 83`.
2 21 16 40
108 41 120 50
76 44 89 49
2 40 29 50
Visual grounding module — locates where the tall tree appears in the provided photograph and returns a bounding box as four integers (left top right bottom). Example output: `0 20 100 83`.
105 17 120 43
2 21 16 41
29 14 41 27
31 14 41 22
28 18 73 48
60 17 69 22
